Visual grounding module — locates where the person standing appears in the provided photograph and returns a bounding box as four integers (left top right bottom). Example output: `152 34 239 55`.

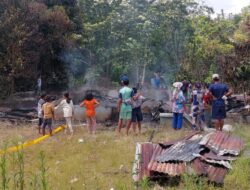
42 96 54 136
55 92 74 136
209 74 232 131
190 83 205 130
117 77 133 135
37 75 42 94
37 94 46 134
172 82 186 130
80 92 99 134
131 87 146 134
203 84 213 128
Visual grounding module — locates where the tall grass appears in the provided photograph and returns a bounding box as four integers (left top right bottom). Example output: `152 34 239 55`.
0 148 49 190
0 145 9 190
39 151 48 190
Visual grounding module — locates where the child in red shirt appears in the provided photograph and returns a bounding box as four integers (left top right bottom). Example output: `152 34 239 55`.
80 93 99 134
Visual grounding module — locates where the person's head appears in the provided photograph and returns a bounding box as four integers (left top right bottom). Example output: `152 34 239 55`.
123 79 129 86
120 75 129 86
41 93 46 100
45 96 52 103
173 82 183 91
212 74 220 82
193 84 197 90
132 87 138 94
84 93 94 101
64 92 71 104
195 83 201 90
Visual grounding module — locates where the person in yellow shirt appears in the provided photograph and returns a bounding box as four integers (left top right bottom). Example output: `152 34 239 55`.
42 96 54 136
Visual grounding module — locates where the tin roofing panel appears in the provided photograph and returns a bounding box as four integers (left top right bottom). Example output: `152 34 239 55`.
192 158 228 184
199 131 244 156
132 142 154 182
156 138 203 162
207 165 228 184
149 162 186 176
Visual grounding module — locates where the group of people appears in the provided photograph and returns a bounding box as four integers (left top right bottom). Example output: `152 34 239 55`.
37 92 99 136
171 74 232 131
37 73 232 136
37 75 146 136
117 75 146 135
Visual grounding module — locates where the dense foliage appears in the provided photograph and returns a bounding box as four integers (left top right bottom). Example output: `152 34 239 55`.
0 0 249 97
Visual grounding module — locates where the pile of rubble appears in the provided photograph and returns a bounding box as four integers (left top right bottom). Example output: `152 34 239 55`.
132 131 244 184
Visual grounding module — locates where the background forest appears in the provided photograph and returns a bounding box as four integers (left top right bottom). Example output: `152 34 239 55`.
0 0 250 98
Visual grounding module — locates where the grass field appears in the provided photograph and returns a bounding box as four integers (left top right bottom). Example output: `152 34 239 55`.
0 122 249 190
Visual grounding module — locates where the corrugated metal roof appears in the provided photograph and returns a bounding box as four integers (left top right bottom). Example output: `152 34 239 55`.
149 162 186 176
140 143 154 178
192 158 207 175
192 158 228 184
203 151 236 161
207 165 228 184
133 131 243 185
199 131 244 156
132 142 154 182
156 138 203 162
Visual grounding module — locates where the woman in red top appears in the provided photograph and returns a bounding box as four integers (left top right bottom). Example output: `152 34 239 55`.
80 93 100 134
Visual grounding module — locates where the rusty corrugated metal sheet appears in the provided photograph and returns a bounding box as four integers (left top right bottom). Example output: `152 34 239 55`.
199 131 244 156
203 151 236 161
139 143 154 179
148 144 164 171
147 144 186 176
207 165 228 184
192 158 228 184
133 131 243 184
149 162 186 176
132 142 154 182
156 138 203 162
192 158 208 175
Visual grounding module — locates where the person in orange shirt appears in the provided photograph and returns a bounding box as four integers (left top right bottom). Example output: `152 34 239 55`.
80 92 99 134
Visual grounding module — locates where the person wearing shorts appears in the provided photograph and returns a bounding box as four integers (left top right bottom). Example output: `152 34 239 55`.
37 94 46 134
131 87 145 134
42 96 54 136
209 74 232 131
117 77 133 135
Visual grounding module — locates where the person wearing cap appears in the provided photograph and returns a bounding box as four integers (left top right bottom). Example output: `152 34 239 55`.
172 82 186 130
209 74 232 131
119 74 129 86
117 77 134 135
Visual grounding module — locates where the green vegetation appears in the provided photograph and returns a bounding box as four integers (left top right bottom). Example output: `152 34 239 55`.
0 124 249 190
0 0 250 97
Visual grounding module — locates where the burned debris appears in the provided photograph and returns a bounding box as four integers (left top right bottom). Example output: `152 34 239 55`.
133 131 244 185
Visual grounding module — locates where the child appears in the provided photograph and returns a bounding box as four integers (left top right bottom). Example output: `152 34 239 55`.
80 92 99 134
172 82 186 130
117 78 133 135
190 83 205 130
37 94 46 134
55 92 74 136
42 96 54 136
131 87 146 134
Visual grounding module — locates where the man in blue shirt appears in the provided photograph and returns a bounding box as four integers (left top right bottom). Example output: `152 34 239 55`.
209 74 232 131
